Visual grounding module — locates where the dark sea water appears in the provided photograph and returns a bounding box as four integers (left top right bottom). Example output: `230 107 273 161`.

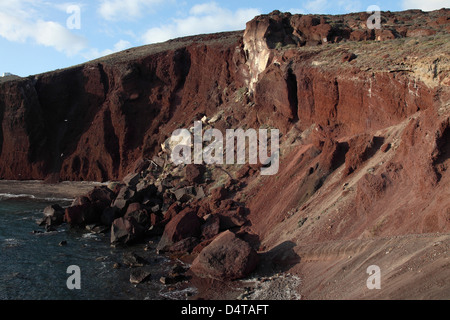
0 194 195 300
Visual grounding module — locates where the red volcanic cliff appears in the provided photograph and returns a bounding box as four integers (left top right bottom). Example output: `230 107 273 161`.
1 9 450 299
1 9 448 182
0 32 248 181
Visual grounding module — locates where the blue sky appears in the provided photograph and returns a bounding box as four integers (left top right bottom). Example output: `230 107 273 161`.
0 0 448 77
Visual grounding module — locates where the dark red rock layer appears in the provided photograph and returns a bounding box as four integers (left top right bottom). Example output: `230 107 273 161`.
1 9 449 182
0 32 244 181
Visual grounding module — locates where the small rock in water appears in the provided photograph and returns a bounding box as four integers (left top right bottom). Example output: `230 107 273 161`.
122 252 148 267
95 256 108 262
59 240 67 246
130 268 151 284
85 224 96 231
159 274 185 285
46 225 57 232
113 263 121 269
36 218 46 227
92 225 109 234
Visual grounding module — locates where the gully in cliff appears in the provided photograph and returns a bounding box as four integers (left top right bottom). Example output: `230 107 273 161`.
169 121 280 175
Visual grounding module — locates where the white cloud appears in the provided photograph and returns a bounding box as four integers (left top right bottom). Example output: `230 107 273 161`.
98 0 163 21
402 0 449 11
142 2 260 44
113 39 132 51
0 1 87 56
286 8 306 14
52 2 86 12
302 0 363 14
337 0 362 13
189 2 220 15
83 39 132 60
34 20 87 55
304 0 329 13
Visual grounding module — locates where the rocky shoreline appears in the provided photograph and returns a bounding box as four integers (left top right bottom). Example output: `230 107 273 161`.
0 180 104 201
34 149 266 299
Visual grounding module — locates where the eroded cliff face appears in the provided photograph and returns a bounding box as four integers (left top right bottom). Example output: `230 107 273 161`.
1 10 449 182
0 32 246 181
242 10 449 134
1 9 450 298
233 10 450 300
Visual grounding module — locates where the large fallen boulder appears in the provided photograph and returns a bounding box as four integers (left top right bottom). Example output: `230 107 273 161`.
190 230 259 280
86 186 115 204
156 208 201 252
64 186 115 227
64 204 96 226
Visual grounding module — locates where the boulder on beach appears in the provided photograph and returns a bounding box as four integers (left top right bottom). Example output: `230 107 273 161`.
156 208 201 252
112 186 136 211
201 214 220 240
64 204 96 226
86 186 115 204
111 216 145 245
130 268 151 284
135 181 157 198
40 204 65 227
166 237 199 254
125 208 152 229
64 186 115 227
190 230 259 280
125 202 142 215
43 204 64 217
217 210 247 230
173 186 195 202
122 252 148 267
101 206 121 226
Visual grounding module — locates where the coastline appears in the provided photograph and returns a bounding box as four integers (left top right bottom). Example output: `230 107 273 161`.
0 179 302 300
0 179 198 300
0 180 107 201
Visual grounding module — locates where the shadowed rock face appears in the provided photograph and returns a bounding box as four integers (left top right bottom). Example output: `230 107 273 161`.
0 32 243 181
